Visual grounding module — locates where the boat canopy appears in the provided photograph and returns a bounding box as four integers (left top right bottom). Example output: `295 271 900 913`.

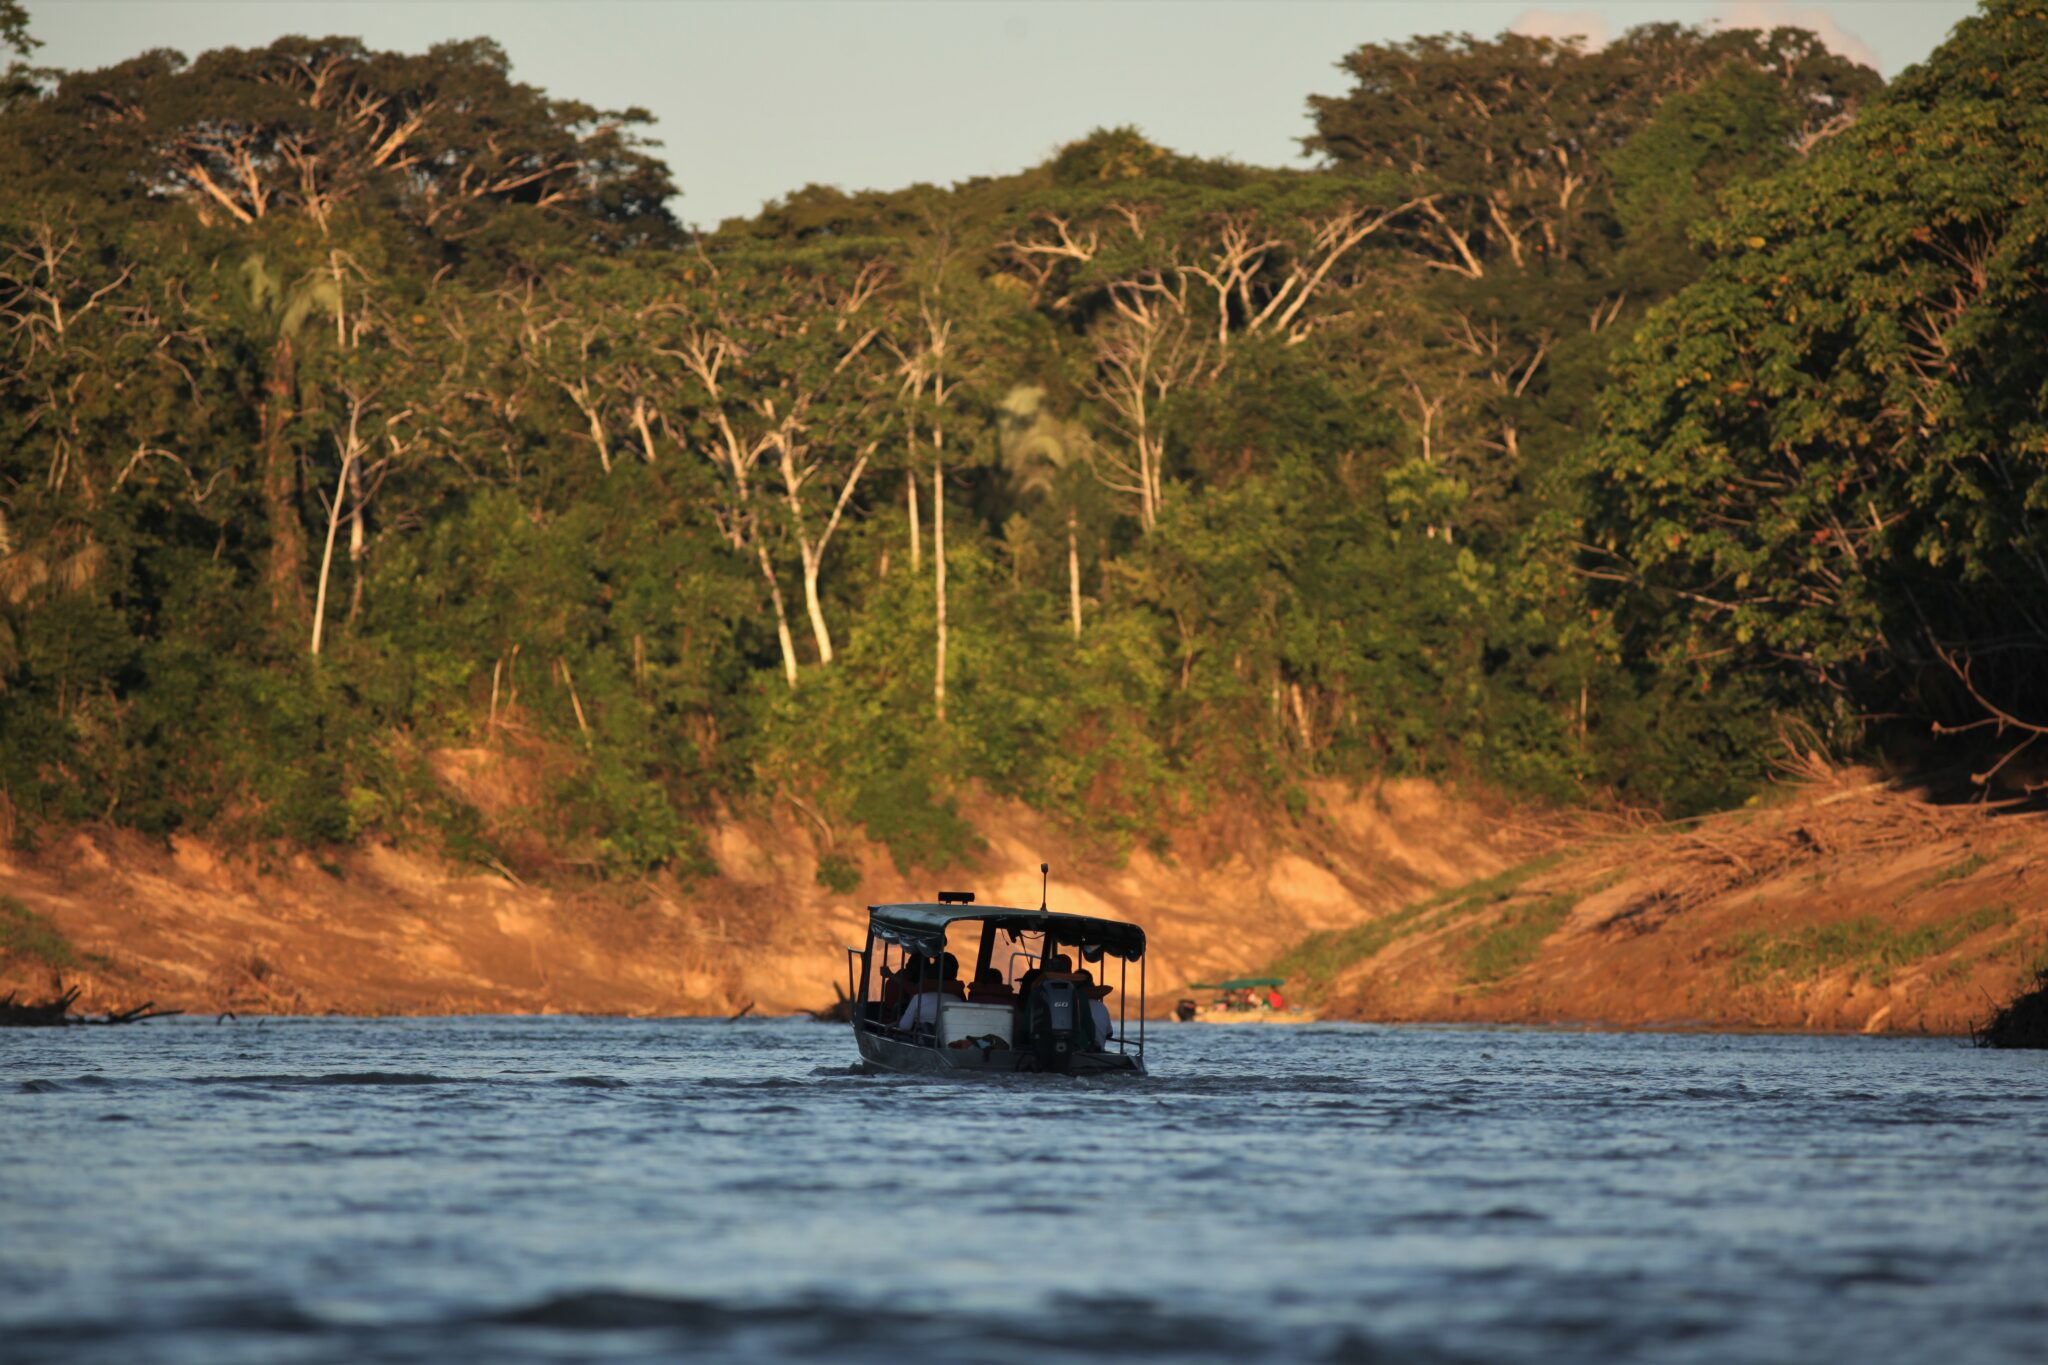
1186 977 1285 990
867 903 1146 961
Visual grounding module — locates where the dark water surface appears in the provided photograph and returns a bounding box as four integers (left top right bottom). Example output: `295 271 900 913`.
4 1018 2045 1363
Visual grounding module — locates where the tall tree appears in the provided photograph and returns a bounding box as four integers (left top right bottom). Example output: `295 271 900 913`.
4 36 675 254
1306 24 1877 275
1578 0 2048 776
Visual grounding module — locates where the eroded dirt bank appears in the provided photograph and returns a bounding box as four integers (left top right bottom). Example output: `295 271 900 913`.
1300 768 2048 1036
5 769 2041 1033
0 779 1528 1020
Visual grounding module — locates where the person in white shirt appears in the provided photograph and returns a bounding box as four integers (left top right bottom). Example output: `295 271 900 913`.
896 987 943 1034
1076 968 1114 1049
895 953 963 1034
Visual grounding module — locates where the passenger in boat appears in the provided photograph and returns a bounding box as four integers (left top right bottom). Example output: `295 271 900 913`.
1075 969 1115 1048
967 966 1015 1004
1011 956 1049 1009
895 981 942 1034
895 954 966 1035
880 953 929 1014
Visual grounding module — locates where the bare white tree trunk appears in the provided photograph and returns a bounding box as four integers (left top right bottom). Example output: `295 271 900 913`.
677 336 799 689
1288 681 1315 753
799 542 834 665
906 461 921 573
1138 431 1163 534
756 539 800 689
1067 507 1082 640
933 426 947 725
344 456 367 625
309 405 360 658
778 435 871 668
561 377 612 475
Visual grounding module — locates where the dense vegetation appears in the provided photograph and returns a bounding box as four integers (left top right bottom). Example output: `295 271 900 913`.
1 2 2040 879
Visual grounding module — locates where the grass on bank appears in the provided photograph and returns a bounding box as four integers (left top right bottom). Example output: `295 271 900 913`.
1463 894 1577 986
1911 851 1992 897
0 896 77 969
1268 853 1566 1001
1729 903 2016 989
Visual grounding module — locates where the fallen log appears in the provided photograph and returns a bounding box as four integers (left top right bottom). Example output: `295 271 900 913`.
1976 968 2048 1050
0 986 78 1027
0 988 184 1028
808 980 853 1024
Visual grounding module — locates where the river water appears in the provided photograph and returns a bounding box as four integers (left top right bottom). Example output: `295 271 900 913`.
3 1018 2045 1363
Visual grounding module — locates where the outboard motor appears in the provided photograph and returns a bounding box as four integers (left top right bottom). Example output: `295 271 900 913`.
1027 979 1082 1073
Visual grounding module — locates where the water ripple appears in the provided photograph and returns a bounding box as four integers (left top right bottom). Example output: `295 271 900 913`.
2 1018 2042 1364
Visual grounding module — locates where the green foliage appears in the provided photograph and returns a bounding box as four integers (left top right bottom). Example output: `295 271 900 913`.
1463 893 1577 986
814 850 861 894
1915 852 1993 895
1579 1 2048 756
1308 22 1875 276
1268 854 1564 998
0 895 74 968
1046 127 1249 190
16 3 2022 890
1729 904 2017 988
1609 65 1795 240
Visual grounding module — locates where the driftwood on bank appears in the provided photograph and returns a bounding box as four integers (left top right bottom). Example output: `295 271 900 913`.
0 986 183 1028
1976 969 2048 1049
808 980 853 1024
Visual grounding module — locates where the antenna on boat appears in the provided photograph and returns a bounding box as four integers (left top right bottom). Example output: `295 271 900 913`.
1039 862 1049 912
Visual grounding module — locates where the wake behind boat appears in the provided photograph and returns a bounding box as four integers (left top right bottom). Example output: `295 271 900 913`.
845 878 1147 1077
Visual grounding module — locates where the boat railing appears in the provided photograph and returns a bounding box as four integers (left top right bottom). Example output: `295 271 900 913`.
848 925 1146 1060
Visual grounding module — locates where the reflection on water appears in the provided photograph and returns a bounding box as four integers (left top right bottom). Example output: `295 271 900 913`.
4 1018 2045 1362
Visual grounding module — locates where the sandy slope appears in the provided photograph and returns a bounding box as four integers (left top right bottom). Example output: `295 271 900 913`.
1304 768 2048 1035
5 765 2039 1033
0 778 1531 1020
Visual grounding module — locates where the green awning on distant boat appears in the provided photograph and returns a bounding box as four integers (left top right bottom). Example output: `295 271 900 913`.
1186 977 1284 991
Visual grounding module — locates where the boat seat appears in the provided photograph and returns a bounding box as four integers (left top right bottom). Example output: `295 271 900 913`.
937 999 1014 1047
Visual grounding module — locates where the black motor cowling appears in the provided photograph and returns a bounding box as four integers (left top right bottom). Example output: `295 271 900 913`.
1027 979 1082 1073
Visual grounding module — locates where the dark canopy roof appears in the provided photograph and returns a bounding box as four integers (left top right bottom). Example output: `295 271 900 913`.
1187 978 1285 991
867 903 1146 960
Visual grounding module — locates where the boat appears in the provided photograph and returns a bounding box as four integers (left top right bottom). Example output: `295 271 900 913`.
1176 977 1296 1023
845 884 1148 1076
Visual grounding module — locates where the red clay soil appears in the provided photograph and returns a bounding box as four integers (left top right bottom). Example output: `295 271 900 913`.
0 776 1537 1021
1304 766 2048 1036
4 762 2039 1035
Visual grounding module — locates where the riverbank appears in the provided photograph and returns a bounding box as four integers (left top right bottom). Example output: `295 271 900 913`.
3 765 2040 1033
1281 762 2048 1036
0 777 1534 1020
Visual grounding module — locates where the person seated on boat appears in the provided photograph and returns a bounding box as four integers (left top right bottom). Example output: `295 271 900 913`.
1075 968 1115 1048
1010 955 1052 1015
967 966 1015 1004
894 980 943 1034
895 955 967 1034
880 954 929 1014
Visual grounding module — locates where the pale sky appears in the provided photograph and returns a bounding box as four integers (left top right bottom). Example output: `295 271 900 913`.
28 1 1976 228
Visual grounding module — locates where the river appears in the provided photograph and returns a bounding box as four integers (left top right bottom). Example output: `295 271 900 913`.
4 1018 2045 1362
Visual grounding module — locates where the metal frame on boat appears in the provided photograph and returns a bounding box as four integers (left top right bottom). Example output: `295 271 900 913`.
846 893 1147 1076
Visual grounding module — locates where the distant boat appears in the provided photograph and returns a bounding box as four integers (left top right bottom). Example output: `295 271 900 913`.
845 889 1148 1076
1177 977 1293 1023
